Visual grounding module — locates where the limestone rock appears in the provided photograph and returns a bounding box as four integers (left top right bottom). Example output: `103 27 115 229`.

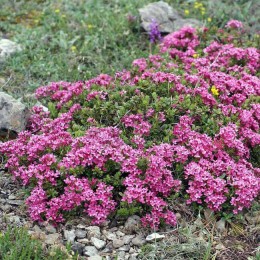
88 256 103 260
71 243 84 255
118 245 130 252
75 229 87 239
64 229 76 243
132 235 146 246
139 1 202 33
6 199 23 206
0 39 22 62
45 233 60 245
86 226 101 239
173 18 202 31
123 235 135 244
0 92 29 133
124 215 141 234
117 251 126 259
83 246 99 257
45 224 57 234
104 231 117 241
216 219 226 233
113 238 124 249
146 233 165 242
91 237 106 250
139 1 181 33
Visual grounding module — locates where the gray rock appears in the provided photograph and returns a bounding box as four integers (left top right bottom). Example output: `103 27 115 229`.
118 245 130 252
129 247 136 254
45 233 60 245
129 253 139 260
109 227 118 232
0 39 22 62
75 229 87 239
91 237 106 250
86 226 101 239
124 215 141 234
100 247 113 254
132 235 146 247
146 233 165 242
77 238 89 244
0 92 29 133
83 246 99 257
71 242 84 255
88 256 103 260
6 199 23 206
8 194 16 200
173 18 202 31
113 238 124 248
77 224 87 229
116 230 125 237
9 215 21 225
139 1 181 33
123 235 135 244
117 251 126 260
104 231 117 241
45 224 57 234
64 229 76 243
216 219 226 233
175 213 182 220
33 225 42 233
139 1 202 33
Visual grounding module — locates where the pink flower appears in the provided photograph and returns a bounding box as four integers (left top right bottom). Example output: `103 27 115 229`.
225 20 243 29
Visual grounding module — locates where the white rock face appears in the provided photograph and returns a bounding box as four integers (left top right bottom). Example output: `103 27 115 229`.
0 39 22 62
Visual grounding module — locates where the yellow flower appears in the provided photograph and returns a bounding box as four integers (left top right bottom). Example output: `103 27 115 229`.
207 17 212 22
87 24 93 29
194 2 203 9
211 85 219 96
55 9 60 14
61 14 66 18
201 11 205 15
71 46 77 52
193 53 199 58
184 10 190 15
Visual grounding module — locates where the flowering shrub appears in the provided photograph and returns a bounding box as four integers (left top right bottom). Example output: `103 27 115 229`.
1 21 259 229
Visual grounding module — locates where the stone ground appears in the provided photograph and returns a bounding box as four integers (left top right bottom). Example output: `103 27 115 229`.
0 169 165 260
1 167 259 260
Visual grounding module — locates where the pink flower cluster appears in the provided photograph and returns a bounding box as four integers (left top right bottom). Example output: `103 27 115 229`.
1 21 260 229
122 114 151 136
225 20 244 29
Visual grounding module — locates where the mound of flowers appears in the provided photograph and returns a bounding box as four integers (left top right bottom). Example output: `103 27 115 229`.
1 21 259 229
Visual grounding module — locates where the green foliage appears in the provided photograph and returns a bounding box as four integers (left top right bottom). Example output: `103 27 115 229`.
1 0 259 101
116 201 142 219
0 227 76 260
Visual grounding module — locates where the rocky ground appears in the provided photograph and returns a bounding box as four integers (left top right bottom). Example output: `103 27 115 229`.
1 167 259 260
0 169 169 260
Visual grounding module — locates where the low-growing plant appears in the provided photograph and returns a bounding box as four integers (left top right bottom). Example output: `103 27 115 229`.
1 21 259 229
0 226 75 260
